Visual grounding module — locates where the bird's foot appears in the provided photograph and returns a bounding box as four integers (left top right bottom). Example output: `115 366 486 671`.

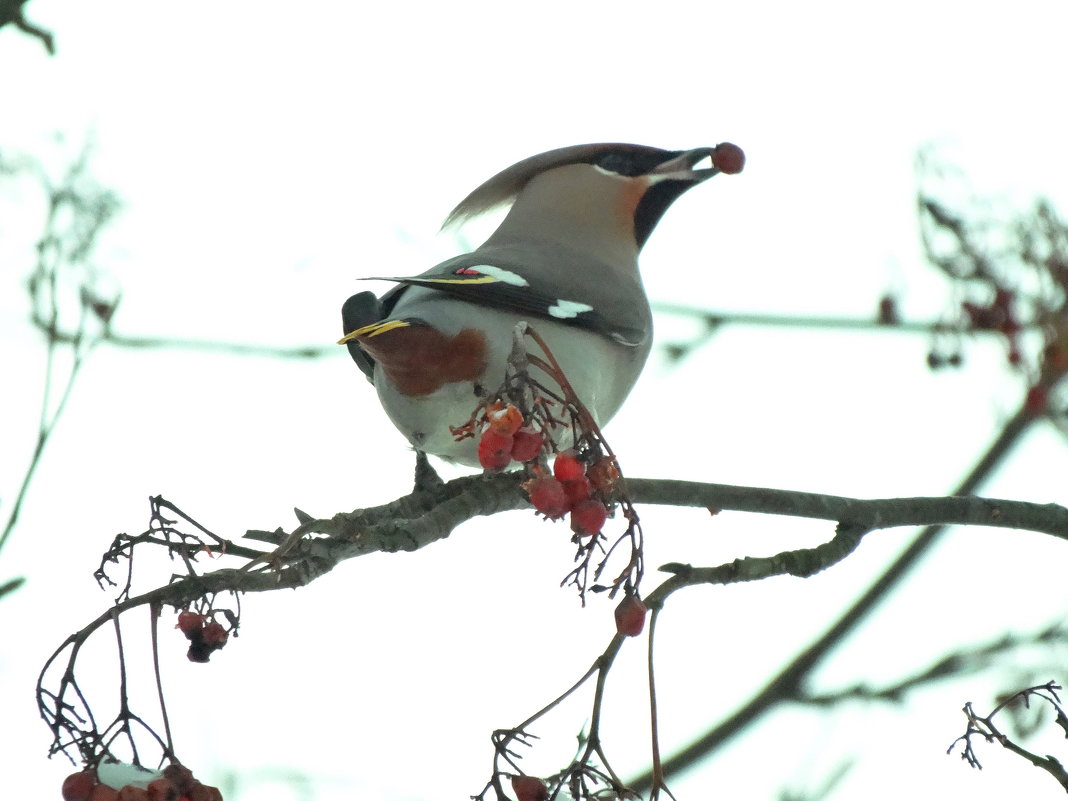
413 450 444 493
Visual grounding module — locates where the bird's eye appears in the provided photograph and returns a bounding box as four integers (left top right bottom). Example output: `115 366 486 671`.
593 148 685 178
594 152 644 177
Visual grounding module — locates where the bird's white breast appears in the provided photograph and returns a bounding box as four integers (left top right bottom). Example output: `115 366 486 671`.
374 290 647 465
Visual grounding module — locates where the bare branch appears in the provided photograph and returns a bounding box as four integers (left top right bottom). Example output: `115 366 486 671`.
803 626 1068 707
627 400 1036 793
0 0 54 54
26 322 338 360
948 682 1068 792
0 148 120 556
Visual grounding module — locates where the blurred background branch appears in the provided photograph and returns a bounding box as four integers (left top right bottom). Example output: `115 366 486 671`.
0 148 118 559
628 156 1068 793
0 0 54 53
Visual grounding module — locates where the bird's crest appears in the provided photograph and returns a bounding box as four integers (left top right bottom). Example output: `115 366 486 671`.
440 143 674 230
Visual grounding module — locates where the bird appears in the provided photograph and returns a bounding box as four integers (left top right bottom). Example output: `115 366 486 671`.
339 142 743 466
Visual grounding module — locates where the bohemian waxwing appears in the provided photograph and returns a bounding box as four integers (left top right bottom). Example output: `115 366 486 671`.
340 142 743 466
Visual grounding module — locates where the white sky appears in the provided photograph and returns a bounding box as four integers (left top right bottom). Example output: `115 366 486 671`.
3 1 1068 799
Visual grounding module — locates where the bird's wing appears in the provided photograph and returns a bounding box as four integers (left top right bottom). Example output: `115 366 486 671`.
367 250 649 348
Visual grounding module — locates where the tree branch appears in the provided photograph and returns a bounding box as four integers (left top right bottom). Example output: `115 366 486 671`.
0 0 54 54
627 404 1035 793
222 458 1068 596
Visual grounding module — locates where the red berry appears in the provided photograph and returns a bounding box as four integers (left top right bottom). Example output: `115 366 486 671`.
563 476 592 506
487 403 524 436
88 785 120 801
509 427 544 463
146 779 177 801
478 429 514 470
201 621 228 647
553 450 585 482
118 786 150 801
510 775 549 801
570 499 608 536
176 611 204 637
526 477 570 519
187 639 213 662
587 457 620 493
63 771 96 801
161 765 194 792
614 595 648 637
186 783 223 801
712 142 745 174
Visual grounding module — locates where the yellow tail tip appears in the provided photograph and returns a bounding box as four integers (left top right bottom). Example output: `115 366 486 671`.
337 319 410 345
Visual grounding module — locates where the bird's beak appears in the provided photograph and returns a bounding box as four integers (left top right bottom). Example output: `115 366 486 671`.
649 147 718 183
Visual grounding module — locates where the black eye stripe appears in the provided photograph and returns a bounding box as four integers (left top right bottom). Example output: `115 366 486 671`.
592 149 681 177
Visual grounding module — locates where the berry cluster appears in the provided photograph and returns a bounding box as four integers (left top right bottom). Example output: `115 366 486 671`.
524 450 618 537
176 611 228 663
458 338 644 603
62 763 221 801
476 402 545 469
